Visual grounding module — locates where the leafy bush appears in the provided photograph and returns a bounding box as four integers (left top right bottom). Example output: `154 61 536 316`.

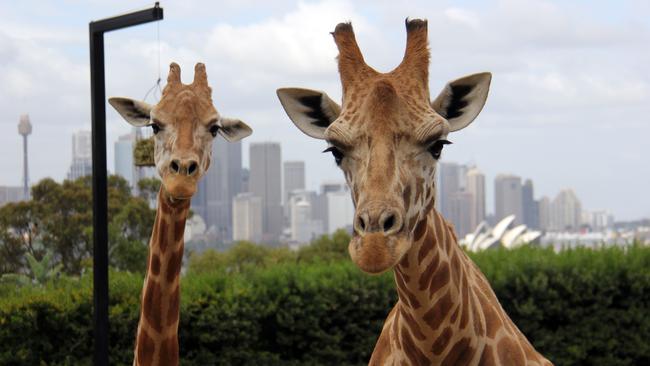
0 245 648 365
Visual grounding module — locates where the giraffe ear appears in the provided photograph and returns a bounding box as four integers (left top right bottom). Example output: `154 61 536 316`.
217 117 253 142
431 72 491 132
276 88 341 139
108 97 153 127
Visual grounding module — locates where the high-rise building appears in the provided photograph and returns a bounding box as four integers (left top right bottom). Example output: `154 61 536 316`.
67 130 92 180
249 142 282 243
449 190 473 237
288 191 324 244
581 210 614 231
283 161 305 204
326 188 355 234
192 138 243 242
466 167 486 230
551 189 582 231
494 174 523 225
232 193 262 242
114 133 135 189
522 179 539 229
438 162 461 218
537 196 552 231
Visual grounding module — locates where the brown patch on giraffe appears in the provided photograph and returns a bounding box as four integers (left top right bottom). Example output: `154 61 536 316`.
428 260 450 295
395 269 421 309
150 254 161 276
413 219 427 244
450 252 461 286
159 335 179 366
479 345 496 366
472 294 485 336
167 285 180 326
398 251 410 269
392 308 402 350
422 290 453 331
418 251 439 291
414 178 424 202
477 290 503 339
408 216 418 234
400 327 431 365
143 281 163 333
450 303 460 323
497 336 526 365
459 275 470 329
399 307 426 341
440 337 474 365
136 331 155 366
166 249 183 283
158 219 169 253
174 217 186 243
431 326 453 355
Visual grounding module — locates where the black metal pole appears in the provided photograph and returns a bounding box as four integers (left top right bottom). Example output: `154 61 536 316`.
89 4 163 366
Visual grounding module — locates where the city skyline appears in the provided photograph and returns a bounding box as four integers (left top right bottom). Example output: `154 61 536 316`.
0 1 648 221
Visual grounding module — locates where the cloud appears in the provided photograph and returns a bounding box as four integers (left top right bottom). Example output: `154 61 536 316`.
0 0 648 220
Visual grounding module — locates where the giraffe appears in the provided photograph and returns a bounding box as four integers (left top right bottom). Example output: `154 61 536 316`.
109 62 252 366
277 20 553 365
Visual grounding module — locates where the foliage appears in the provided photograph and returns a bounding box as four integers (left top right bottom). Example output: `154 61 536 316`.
0 175 155 276
133 138 155 167
136 176 161 202
1 245 649 365
0 251 62 286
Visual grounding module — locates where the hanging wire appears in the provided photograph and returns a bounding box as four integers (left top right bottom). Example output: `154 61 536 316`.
142 18 163 103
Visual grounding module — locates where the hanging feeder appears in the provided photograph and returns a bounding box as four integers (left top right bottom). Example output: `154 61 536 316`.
134 137 155 166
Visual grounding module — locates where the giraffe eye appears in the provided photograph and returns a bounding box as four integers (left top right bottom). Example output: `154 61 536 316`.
428 140 452 160
151 122 162 135
323 146 344 166
209 124 220 137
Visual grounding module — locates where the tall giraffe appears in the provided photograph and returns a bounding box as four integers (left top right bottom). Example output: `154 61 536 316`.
277 20 553 365
109 62 252 366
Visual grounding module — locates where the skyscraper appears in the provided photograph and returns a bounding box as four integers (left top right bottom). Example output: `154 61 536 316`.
466 167 486 230
67 130 92 180
191 138 243 242
551 189 582 231
537 196 552 231
288 191 324 244
283 161 305 204
114 133 135 189
438 162 461 218
449 190 473 237
249 142 282 243
326 188 355 234
232 193 262 242
494 174 523 225
522 179 539 229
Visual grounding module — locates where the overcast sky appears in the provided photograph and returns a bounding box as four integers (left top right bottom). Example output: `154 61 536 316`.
0 0 648 220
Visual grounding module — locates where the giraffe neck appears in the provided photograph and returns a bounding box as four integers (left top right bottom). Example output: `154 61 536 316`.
134 188 189 366
384 209 550 365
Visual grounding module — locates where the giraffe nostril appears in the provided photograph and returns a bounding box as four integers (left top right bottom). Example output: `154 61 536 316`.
188 161 198 176
383 214 395 233
357 215 366 232
170 160 180 174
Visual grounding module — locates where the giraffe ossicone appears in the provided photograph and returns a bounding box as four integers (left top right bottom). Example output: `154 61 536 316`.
110 62 252 366
278 19 552 365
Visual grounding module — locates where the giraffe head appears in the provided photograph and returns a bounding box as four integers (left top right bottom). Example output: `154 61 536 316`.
277 20 491 274
109 62 252 201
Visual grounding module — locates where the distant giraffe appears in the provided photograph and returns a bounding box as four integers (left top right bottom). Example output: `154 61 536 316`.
109 62 252 366
277 19 552 365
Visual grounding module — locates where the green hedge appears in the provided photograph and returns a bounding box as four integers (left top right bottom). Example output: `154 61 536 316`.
1 245 649 365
